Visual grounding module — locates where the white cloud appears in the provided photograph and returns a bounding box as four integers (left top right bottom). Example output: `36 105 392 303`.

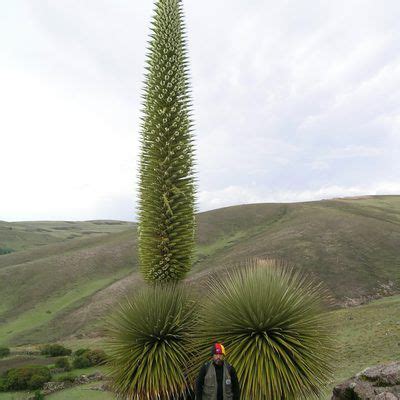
0 0 399 221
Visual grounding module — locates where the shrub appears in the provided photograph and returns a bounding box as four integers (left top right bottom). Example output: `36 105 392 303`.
0 365 51 391
0 247 15 255
74 348 90 357
33 390 45 400
86 349 107 366
72 356 91 369
40 344 72 357
0 347 10 358
106 284 198 399
28 374 48 390
0 376 6 391
54 357 71 371
198 259 335 399
54 373 75 383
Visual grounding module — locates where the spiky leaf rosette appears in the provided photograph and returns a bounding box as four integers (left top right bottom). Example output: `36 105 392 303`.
138 0 196 282
105 284 198 400
198 259 334 400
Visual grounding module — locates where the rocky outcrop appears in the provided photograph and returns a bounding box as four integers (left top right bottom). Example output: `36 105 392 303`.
332 362 400 399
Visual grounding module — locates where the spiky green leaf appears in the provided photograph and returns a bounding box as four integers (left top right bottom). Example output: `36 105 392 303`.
198 259 335 399
105 284 198 399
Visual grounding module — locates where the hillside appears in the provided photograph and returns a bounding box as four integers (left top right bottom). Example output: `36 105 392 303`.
1 294 399 400
0 195 399 346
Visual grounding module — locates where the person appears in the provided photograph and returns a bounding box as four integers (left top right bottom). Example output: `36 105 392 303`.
195 343 240 400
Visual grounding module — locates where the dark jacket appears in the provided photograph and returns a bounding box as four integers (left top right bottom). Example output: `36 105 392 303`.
195 361 240 400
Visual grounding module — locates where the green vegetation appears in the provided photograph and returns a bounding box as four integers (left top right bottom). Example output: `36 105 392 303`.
106 285 198 399
0 269 131 346
331 294 400 383
138 0 196 282
84 350 106 366
0 349 9 360
33 390 44 400
0 248 14 256
199 260 334 399
0 365 51 391
40 345 71 358
0 391 30 399
71 349 106 370
0 220 134 253
46 382 115 399
54 358 70 371
105 0 197 397
72 357 91 370
73 349 89 357
0 196 399 346
53 372 75 383
0 294 397 398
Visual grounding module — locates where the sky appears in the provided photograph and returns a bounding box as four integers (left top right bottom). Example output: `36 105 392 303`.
1 0 399 221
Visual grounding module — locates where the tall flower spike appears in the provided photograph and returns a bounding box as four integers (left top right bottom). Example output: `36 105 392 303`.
138 0 196 282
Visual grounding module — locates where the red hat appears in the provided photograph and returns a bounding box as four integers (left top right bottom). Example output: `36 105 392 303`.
211 343 226 356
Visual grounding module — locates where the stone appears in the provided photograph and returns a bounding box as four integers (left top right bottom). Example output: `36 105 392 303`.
375 393 398 400
359 363 400 386
331 361 400 399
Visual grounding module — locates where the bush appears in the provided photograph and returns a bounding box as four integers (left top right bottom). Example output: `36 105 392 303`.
71 349 107 368
0 247 14 255
29 374 48 390
86 349 107 366
54 373 75 383
0 376 6 391
74 348 90 357
40 344 72 357
54 357 71 371
0 365 51 391
0 347 10 358
33 390 45 400
72 356 91 369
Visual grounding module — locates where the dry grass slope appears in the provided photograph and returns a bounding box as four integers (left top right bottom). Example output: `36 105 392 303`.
0 195 399 345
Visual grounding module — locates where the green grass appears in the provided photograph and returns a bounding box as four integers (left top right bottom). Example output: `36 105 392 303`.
47 383 115 399
0 270 131 346
331 294 400 383
0 392 30 400
0 221 135 253
0 195 399 346
318 293 400 399
195 230 247 261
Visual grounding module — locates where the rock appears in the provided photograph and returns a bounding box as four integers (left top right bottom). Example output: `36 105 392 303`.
87 371 104 381
332 361 400 399
74 374 90 384
43 381 66 392
42 380 74 395
89 383 110 391
359 363 400 386
376 393 398 400
73 372 105 384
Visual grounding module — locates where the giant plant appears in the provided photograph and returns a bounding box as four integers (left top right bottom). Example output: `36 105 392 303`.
106 284 198 399
198 259 335 399
106 1 197 397
138 0 196 282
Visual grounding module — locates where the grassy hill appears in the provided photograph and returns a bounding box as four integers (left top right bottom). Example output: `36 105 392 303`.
0 195 399 346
